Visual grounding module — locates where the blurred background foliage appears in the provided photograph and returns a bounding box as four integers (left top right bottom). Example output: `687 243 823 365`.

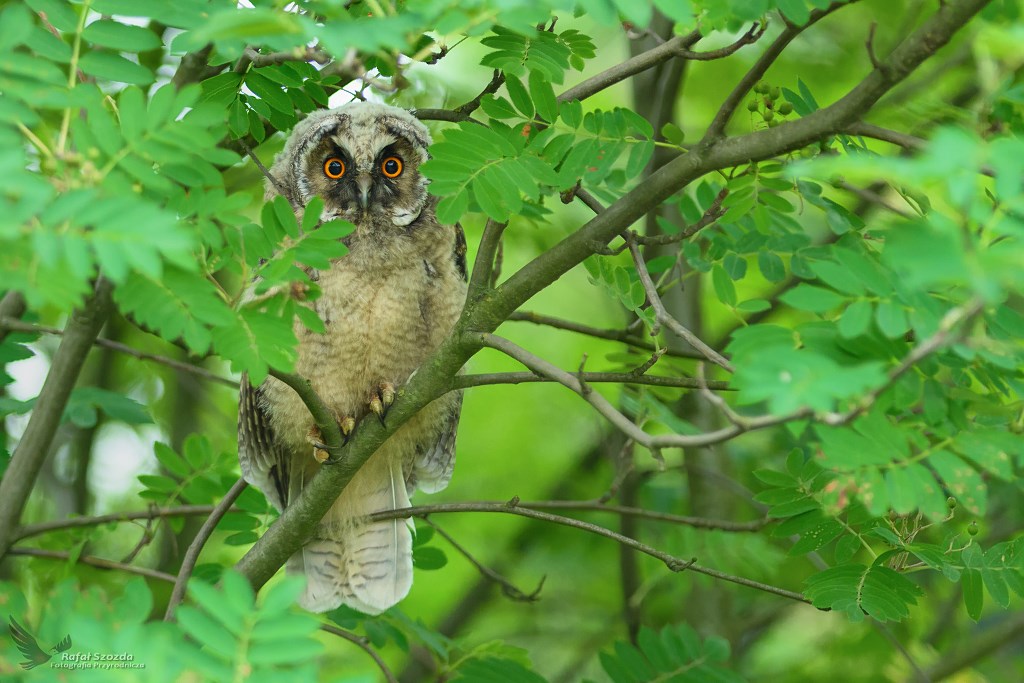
1 0 1023 681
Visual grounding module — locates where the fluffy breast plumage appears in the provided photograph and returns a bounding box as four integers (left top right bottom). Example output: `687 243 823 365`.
262 219 466 454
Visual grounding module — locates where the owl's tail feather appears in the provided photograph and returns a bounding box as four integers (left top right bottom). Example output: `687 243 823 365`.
289 452 413 614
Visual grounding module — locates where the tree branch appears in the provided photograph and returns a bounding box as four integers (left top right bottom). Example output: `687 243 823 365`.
467 219 507 302
0 278 113 559
369 501 807 604
424 518 545 602
493 0 991 328
704 1 855 139
558 29 703 103
164 478 248 621
0 291 26 345
231 0 991 596
0 317 236 388
13 504 221 542
321 624 399 683
506 310 703 360
453 371 731 391
626 233 734 372
846 121 927 150
7 546 177 583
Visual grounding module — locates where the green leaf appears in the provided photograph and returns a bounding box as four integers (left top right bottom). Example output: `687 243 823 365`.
805 563 922 622
777 0 811 25
246 71 294 116
83 20 162 52
758 251 786 282
780 284 846 313
505 76 534 119
413 546 448 570
875 300 909 338
528 70 558 122
712 265 737 306
154 442 190 478
79 51 155 85
962 568 983 620
838 299 872 338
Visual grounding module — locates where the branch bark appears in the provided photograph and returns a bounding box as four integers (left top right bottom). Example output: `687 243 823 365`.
0 278 113 559
164 478 248 621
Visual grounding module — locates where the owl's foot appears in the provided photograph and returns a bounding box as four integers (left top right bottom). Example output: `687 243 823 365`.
306 413 357 464
368 382 396 426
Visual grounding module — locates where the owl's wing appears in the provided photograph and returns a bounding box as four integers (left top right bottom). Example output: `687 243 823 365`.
410 394 461 495
238 375 290 511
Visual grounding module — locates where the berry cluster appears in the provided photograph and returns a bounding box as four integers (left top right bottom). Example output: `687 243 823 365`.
747 81 793 127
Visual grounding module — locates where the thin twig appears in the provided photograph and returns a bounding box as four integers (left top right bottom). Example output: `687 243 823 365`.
241 45 331 69
320 624 399 683
424 519 545 601
241 141 296 209
558 29 703 103
846 121 926 150
120 512 158 564
413 108 477 124
625 234 734 372
836 181 915 218
8 547 177 583
165 478 248 621
455 69 505 115
478 296 981 451
506 311 704 360
370 501 806 603
675 24 765 61
14 504 221 541
704 1 854 139
0 317 236 388
453 371 730 391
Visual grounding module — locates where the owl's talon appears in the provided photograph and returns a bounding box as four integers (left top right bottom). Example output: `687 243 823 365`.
340 415 355 444
306 425 331 463
369 382 395 426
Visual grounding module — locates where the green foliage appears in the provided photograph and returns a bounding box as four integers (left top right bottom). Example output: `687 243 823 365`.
176 572 323 682
594 623 745 683
2 1 1023 682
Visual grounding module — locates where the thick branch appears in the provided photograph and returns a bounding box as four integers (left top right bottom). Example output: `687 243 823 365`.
231 0 990 595
923 611 1024 682
0 292 26 344
492 0 991 327
0 278 113 558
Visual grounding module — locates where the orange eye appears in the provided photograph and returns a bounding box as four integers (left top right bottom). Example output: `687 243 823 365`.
381 156 402 178
324 157 345 179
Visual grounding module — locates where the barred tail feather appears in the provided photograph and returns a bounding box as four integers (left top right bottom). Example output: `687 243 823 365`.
291 452 413 614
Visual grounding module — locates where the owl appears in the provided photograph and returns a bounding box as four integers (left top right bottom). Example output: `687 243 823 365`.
238 102 467 614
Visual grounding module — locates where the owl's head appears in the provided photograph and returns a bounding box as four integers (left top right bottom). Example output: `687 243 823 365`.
269 102 432 230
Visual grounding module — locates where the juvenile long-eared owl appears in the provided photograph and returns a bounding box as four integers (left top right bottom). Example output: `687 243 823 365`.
238 102 468 614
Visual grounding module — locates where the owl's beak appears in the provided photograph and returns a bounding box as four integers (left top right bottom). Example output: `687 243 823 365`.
356 174 372 210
